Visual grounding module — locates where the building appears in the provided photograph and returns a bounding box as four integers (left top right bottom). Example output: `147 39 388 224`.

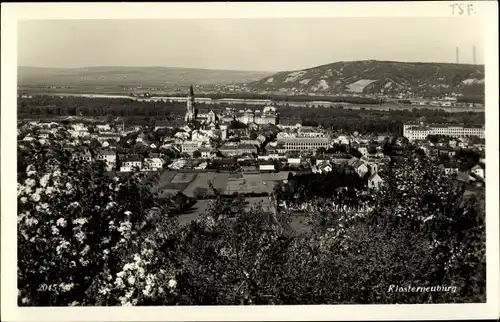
121 155 142 172
367 173 384 189
312 161 333 174
184 85 198 122
296 129 326 138
71 148 92 162
348 159 369 177
199 147 214 159
96 149 117 171
278 137 330 152
181 140 202 155
219 143 258 157
220 124 228 140
96 124 111 131
143 157 164 171
97 133 121 143
403 122 485 141
259 164 275 172
470 164 485 179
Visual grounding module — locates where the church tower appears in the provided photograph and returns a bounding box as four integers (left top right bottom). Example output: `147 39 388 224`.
185 85 196 122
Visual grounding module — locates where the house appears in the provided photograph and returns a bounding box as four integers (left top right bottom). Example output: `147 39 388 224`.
121 155 142 172
439 163 459 175
240 139 260 146
317 161 333 174
97 133 121 143
96 124 111 131
348 158 369 177
154 122 171 131
219 143 257 157
96 149 117 171
331 153 353 165
136 133 146 142
259 164 275 172
71 148 92 162
470 164 485 179
143 157 164 171
199 147 214 159
181 140 202 155
367 173 384 189
437 147 457 157
357 146 369 157
334 135 351 145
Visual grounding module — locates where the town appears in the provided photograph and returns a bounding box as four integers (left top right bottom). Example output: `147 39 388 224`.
17 85 486 223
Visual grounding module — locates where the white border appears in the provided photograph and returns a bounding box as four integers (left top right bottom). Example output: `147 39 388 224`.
2 2 499 321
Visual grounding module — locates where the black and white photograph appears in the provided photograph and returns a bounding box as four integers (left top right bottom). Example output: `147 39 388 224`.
1 2 499 321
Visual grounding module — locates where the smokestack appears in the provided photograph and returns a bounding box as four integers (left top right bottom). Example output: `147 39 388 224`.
456 46 460 64
472 45 476 65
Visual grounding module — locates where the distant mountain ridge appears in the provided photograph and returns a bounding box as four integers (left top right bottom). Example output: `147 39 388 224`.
248 60 485 97
18 66 274 87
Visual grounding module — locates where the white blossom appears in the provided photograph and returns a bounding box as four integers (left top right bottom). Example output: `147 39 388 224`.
40 173 51 187
24 178 35 187
80 245 90 256
168 279 177 289
69 201 80 208
31 193 41 202
25 217 39 227
74 217 88 225
115 278 125 289
51 226 59 235
75 231 86 243
45 186 56 195
56 218 67 228
56 240 70 255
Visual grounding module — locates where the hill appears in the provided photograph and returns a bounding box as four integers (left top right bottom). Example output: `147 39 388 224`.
248 60 485 98
18 66 273 89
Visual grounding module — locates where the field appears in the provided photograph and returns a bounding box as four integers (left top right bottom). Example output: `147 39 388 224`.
170 173 197 184
152 171 316 232
152 171 196 197
166 171 294 198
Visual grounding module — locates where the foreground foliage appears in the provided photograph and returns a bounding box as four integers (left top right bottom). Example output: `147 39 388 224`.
17 141 485 305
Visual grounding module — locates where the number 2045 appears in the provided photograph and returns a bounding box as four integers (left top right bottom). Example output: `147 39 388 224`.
37 284 57 291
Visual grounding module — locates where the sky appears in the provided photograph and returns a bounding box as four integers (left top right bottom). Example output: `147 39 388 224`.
17 18 485 72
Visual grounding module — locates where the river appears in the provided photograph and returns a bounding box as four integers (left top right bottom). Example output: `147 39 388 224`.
29 92 484 113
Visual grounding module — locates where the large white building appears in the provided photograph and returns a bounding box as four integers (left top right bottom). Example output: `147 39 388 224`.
278 137 330 152
403 122 485 141
181 140 202 155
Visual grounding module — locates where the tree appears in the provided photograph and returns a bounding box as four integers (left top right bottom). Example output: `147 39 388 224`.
17 140 178 306
316 147 327 156
350 147 362 159
249 131 258 140
192 150 202 158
